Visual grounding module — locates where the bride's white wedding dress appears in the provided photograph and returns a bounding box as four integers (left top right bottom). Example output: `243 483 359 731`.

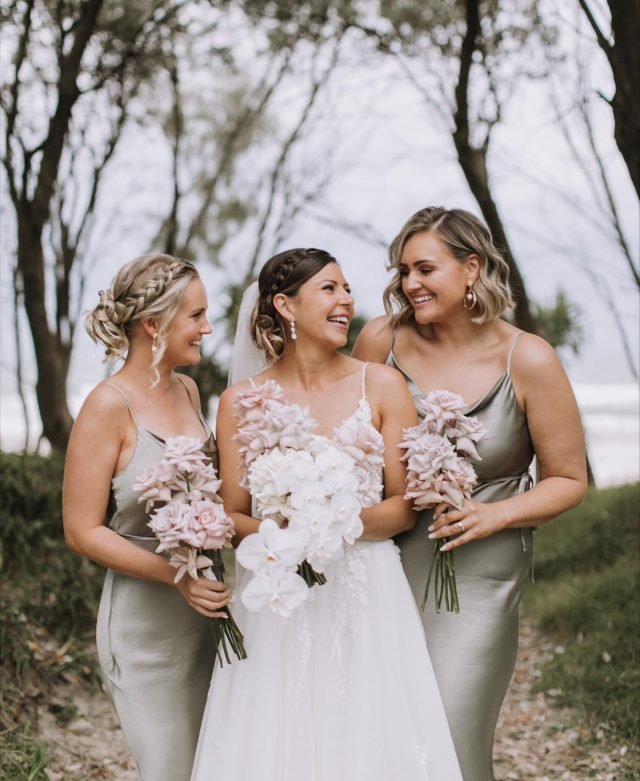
191 369 462 781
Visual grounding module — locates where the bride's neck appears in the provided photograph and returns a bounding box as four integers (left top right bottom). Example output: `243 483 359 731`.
274 346 342 391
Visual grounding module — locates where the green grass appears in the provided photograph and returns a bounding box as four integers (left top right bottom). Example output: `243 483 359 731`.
0 451 103 780
524 482 640 746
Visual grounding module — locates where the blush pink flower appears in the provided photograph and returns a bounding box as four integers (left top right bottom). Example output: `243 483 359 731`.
148 502 198 552
233 383 317 475
162 436 210 470
132 460 178 511
417 390 467 435
191 500 235 550
171 462 224 503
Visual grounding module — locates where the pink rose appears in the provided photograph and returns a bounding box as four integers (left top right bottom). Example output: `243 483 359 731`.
132 460 178 511
148 502 198 551
162 436 209 470
191 500 235 550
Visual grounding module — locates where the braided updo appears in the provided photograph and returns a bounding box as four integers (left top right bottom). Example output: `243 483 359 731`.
84 254 199 375
252 248 337 363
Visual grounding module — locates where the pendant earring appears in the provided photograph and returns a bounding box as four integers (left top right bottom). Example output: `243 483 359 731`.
290 319 297 341
151 332 158 353
463 285 477 310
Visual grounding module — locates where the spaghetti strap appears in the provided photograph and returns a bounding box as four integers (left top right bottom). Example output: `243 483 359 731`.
507 332 525 374
105 382 139 427
390 324 398 353
175 373 197 409
174 373 212 436
361 362 369 400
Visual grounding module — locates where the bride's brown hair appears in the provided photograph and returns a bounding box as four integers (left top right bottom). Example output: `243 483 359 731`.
252 247 337 363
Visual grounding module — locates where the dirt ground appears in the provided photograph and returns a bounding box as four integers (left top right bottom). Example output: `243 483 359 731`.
39 618 634 781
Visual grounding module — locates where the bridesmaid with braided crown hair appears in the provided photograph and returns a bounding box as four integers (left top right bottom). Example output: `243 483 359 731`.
63 254 230 781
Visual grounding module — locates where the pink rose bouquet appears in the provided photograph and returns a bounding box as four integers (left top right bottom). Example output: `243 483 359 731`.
133 435 246 664
400 391 489 613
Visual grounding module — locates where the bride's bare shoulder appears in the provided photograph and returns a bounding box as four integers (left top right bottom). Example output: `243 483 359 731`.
362 360 410 393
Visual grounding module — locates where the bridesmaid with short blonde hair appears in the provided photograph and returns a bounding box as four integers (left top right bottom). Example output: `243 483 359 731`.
353 207 587 780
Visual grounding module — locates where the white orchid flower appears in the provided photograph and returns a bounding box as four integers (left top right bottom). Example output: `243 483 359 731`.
236 519 306 573
241 568 309 617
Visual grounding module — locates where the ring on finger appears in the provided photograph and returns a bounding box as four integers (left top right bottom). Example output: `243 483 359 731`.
457 521 465 533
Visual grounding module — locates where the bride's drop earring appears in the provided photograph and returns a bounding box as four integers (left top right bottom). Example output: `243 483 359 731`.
463 284 477 310
290 319 297 341
151 332 159 353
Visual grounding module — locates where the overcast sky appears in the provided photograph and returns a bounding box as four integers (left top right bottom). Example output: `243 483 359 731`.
1 2 638 416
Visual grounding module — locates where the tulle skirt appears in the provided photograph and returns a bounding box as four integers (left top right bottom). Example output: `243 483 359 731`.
191 539 462 781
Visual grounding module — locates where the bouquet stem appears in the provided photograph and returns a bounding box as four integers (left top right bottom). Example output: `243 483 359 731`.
205 554 247 664
421 537 460 614
297 559 327 588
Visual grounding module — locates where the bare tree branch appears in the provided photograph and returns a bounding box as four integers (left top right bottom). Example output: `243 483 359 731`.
242 37 343 285
177 51 294 256
575 0 612 51
579 96 639 287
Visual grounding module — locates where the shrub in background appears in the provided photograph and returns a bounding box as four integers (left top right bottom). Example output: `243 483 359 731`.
525 483 640 745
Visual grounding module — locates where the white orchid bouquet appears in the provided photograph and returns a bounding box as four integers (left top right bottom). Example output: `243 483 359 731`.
233 381 365 617
400 390 489 613
133 436 246 664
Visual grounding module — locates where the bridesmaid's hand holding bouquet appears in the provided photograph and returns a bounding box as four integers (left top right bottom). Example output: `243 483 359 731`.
133 436 247 664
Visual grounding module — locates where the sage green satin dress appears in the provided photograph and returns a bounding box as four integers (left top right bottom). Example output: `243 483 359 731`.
391 333 534 781
96 382 217 781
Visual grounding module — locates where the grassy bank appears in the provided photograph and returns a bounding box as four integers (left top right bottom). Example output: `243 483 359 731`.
1 452 638 777
524 482 640 750
0 452 103 780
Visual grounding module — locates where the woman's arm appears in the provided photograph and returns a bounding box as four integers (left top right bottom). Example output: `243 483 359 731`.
351 316 394 363
429 335 588 551
63 384 229 617
360 365 418 540
215 385 261 544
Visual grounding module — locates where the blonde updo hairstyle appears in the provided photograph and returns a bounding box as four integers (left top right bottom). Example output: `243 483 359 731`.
252 247 337 364
84 254 199 385
384 207 515 325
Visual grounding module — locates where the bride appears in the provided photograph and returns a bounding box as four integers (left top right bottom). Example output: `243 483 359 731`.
191 248 462 780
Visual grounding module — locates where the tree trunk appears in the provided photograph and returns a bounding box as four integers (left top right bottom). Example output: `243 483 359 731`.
608 0 640 197
578 0 640 197
18 222 73 450
11 0 104 451
453 140 539 333
453 0 537 334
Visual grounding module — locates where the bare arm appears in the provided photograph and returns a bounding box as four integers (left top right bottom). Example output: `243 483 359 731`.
430 335 588 551
351 316 394 364
360 365 418 540
215 385 261 544
63 384 229 617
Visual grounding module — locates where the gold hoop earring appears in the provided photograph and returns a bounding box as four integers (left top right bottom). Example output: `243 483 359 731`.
290 319 297 341
463 285 477 310
151 332 159 353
